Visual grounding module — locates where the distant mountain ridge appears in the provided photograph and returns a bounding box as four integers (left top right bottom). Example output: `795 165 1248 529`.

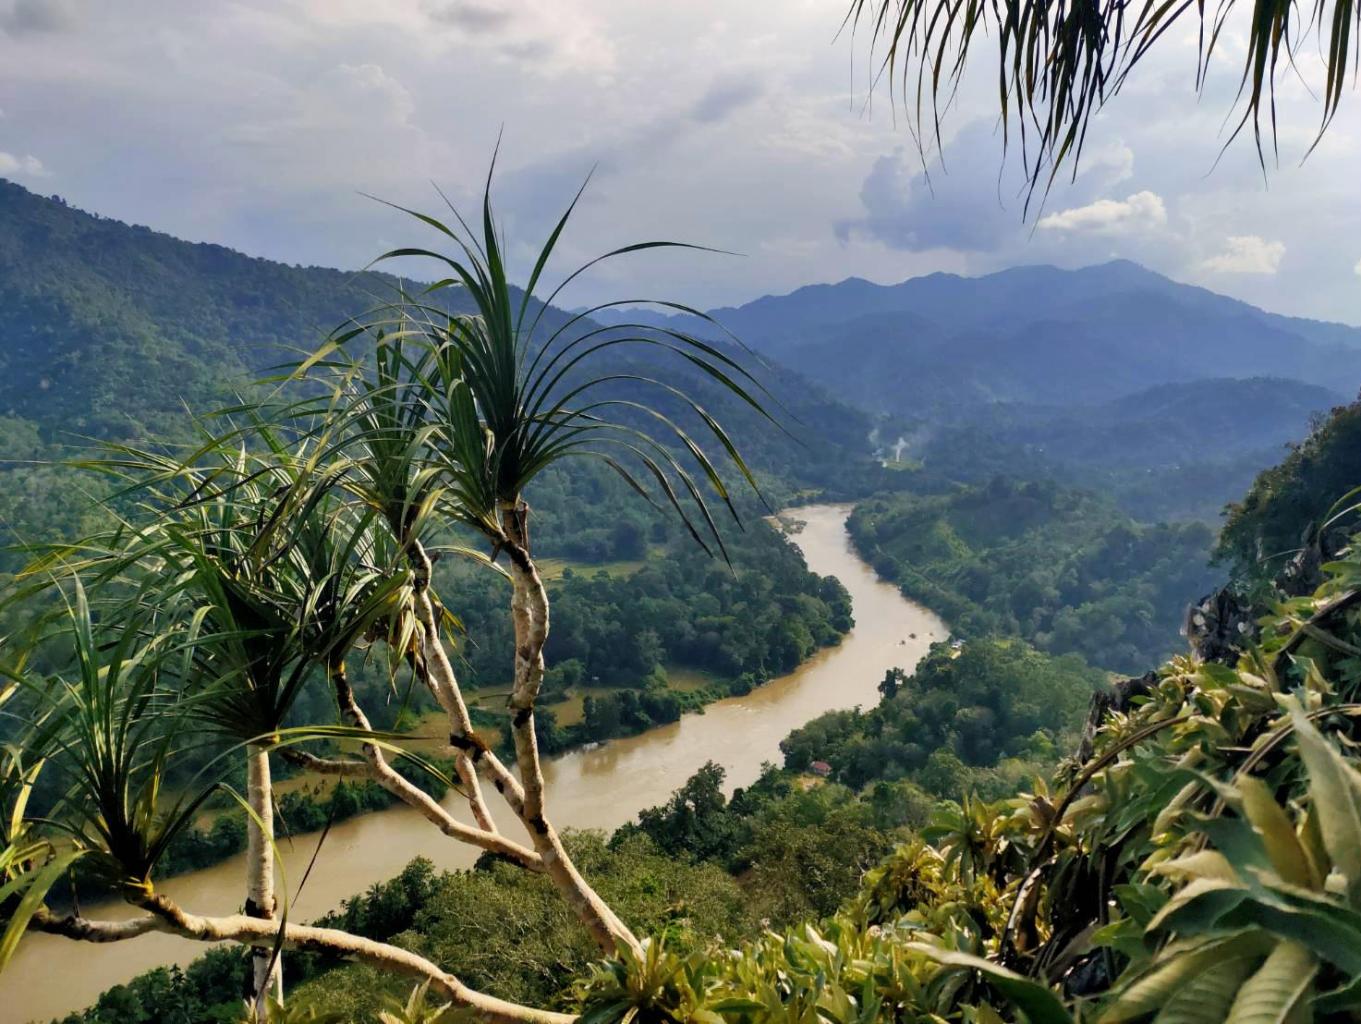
592 260 1361 415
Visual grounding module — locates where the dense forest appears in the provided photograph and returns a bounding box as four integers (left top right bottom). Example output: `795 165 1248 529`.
846 478 1220 672
57 765 916 1024
16 0 1361 1017
781 639 1107 797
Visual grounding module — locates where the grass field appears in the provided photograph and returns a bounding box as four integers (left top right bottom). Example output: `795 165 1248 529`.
536 544 668 582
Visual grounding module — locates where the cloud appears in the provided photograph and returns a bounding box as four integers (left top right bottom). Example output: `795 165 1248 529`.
418 0 615 76
690 74 765 124
1199 235 1286 274
422 1 513 35
1081 140 1135 187
836 123 1024 253
0 151 49 177
1037 191 1167 233
0 0 75 35
1355 257 1361 277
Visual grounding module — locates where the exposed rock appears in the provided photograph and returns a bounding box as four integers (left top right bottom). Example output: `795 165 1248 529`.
1183 588 1255 664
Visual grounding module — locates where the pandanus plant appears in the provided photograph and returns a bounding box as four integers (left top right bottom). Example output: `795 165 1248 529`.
1099 704 1361 1020
299 165 774 955
28 438 398 1017
0 164 771 1023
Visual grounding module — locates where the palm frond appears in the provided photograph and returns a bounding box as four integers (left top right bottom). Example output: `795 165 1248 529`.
319 161 772 560
847 0 1361 194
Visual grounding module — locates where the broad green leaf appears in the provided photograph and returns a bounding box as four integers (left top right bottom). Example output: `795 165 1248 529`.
1225 941 1316 1024
1152 951 1261 1024
1102 933 1274 1023
1289 710 1361 901
905 945 1072 1024
1155 850 1241 885
1147 878 1249 934
1238 776 1318 889
1217 893 1361 974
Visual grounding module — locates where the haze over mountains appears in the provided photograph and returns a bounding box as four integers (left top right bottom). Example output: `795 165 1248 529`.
594 259 1360 415
2 177 1354 520
589 254 1359 518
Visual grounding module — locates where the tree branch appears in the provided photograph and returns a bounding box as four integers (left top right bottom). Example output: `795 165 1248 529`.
37 898 575 1024
410 538 526 821
328 662 543 871
278 748 371 777
31 908 162 942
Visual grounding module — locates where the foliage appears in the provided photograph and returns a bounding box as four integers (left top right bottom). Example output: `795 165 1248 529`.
848 479 1218 672
848 0 1361 192
440 508 851 710
0 162 809 1024
59 523 1361 1023
781 639 1106 798
1217 396 1361 585
282 833 752 1016
564 524 1361 1023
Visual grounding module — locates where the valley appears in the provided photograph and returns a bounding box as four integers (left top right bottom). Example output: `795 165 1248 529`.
10 504 945 1022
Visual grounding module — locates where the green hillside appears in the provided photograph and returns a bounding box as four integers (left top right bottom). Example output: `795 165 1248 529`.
847 478 1220 671
0 180 873 483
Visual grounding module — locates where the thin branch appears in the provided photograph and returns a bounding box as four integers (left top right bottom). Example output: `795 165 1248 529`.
278 748 371 777
31 908 162 943
36 900 574 1024
500 515 640 957
329 663 543 871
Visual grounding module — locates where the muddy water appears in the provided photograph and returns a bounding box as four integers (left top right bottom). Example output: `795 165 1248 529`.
11 504 946 1022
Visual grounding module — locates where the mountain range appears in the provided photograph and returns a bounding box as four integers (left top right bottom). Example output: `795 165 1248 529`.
3 177 1356 525
593 259 1361 416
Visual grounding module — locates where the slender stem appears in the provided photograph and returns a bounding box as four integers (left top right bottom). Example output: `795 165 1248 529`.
411 539 523 822
245 742 283 1017
499 504 641 956
328 662 543 870
278 748 370 776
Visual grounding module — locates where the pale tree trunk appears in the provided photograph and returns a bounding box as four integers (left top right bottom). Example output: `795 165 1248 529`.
409 540 507 829
500 503 641 956
245 743 282 1018
407 541 534 820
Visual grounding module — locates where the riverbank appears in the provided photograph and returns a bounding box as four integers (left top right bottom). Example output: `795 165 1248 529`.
12 504 948 1023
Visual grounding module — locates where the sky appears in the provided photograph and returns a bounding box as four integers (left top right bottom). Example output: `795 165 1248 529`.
2 0 1360 323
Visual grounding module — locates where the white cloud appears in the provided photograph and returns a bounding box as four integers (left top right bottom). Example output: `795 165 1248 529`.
1037 190 1167 233
1080 140 1135 186
1199 235 1286 274
0 150 48 177
1354 257 1361 277
2 0 1361 319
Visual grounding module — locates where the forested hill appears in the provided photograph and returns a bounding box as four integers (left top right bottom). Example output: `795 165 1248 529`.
0 180 393 440
0 179 872 489
907 377 1347 521
847 478 1220 672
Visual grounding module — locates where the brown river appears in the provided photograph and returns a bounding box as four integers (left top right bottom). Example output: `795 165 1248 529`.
9 504 947 1023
